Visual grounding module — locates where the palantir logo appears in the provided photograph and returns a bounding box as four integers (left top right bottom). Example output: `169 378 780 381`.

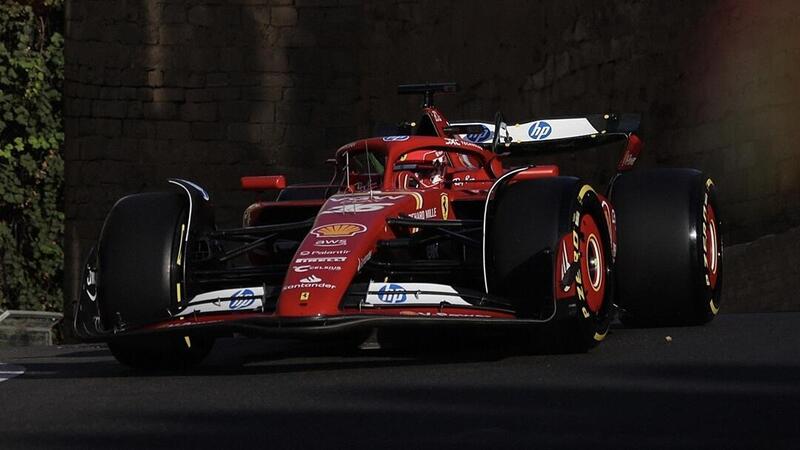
528 121 552 140
229 288 256 310
465 125 493 143
377 284 407 303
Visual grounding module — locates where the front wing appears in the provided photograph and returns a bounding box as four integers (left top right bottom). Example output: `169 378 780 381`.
75 282 579 341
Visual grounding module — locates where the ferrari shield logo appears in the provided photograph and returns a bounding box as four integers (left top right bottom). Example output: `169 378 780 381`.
300 292 310 302
440 194 450 220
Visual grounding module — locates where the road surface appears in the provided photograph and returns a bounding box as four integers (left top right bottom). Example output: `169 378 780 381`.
1 312 798 449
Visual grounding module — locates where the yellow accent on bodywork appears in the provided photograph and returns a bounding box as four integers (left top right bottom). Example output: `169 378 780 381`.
176 224 186 265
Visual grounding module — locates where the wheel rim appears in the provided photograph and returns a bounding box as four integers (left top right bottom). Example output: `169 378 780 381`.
705 203 719 289
586 234 602 290
579 214 606 313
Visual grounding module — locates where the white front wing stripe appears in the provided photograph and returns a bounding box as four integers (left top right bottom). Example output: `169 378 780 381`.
176 287 265 316
365 282 472 306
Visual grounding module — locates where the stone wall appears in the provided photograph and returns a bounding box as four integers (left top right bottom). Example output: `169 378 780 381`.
724 225 800 313
63 0 800 315
353 0 800 244
63 0 365 313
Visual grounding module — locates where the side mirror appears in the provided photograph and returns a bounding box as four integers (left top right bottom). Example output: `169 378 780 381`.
241 175 287 191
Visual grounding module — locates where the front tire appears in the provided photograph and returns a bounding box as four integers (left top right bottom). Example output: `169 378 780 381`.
95 187 216 368
489 177 614 352
97 191 187 330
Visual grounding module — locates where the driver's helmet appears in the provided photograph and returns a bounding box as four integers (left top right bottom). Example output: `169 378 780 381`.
398 150 447 188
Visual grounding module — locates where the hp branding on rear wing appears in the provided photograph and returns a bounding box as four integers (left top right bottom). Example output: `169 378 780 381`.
448 113 643 172
449 113 640 145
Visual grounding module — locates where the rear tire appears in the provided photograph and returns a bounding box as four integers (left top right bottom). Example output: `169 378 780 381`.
489 177 614 352
611 169 722 326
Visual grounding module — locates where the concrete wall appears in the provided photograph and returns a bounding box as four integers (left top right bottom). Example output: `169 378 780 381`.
63 0 800 315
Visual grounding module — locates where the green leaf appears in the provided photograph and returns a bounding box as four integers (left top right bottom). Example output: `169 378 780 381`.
0 0 64 314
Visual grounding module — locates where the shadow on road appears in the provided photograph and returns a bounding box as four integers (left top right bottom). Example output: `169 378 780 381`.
5 360 800 449
13 328 592 380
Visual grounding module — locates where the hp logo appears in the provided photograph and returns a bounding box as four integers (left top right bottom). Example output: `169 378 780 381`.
528 121 552 140
382 135 410 142
377 284 407 303
465 126 493 143
229 288 256 310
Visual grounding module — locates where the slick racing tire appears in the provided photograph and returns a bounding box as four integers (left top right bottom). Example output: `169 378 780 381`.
611 169 722 326
108 334 214 370
96 191 187 330
489 177 614 352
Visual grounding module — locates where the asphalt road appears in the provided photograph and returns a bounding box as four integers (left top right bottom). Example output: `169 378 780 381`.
1 312 799 449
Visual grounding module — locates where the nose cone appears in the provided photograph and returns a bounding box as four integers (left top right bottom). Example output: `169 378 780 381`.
276 192 420 317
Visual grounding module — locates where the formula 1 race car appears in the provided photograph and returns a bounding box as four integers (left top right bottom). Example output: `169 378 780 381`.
74 83 723 368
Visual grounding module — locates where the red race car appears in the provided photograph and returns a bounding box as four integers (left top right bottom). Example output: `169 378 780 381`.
74 83 723 368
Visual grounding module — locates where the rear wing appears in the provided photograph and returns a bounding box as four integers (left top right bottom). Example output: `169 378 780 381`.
448 113 643 172
448 113 640 149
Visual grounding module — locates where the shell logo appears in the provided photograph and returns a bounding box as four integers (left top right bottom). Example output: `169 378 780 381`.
311 223 367 237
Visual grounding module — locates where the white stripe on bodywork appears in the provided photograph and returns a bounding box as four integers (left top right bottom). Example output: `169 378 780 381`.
0 362 25 383
168 179 195 305
365 282 472 306
167 180 195 247
327 191 423 209
176 287 265 316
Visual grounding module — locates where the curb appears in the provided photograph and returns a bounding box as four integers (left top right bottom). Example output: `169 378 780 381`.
0 310 63 347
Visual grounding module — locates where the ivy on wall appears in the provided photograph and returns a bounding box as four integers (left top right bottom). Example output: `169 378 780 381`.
0 0 64 311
